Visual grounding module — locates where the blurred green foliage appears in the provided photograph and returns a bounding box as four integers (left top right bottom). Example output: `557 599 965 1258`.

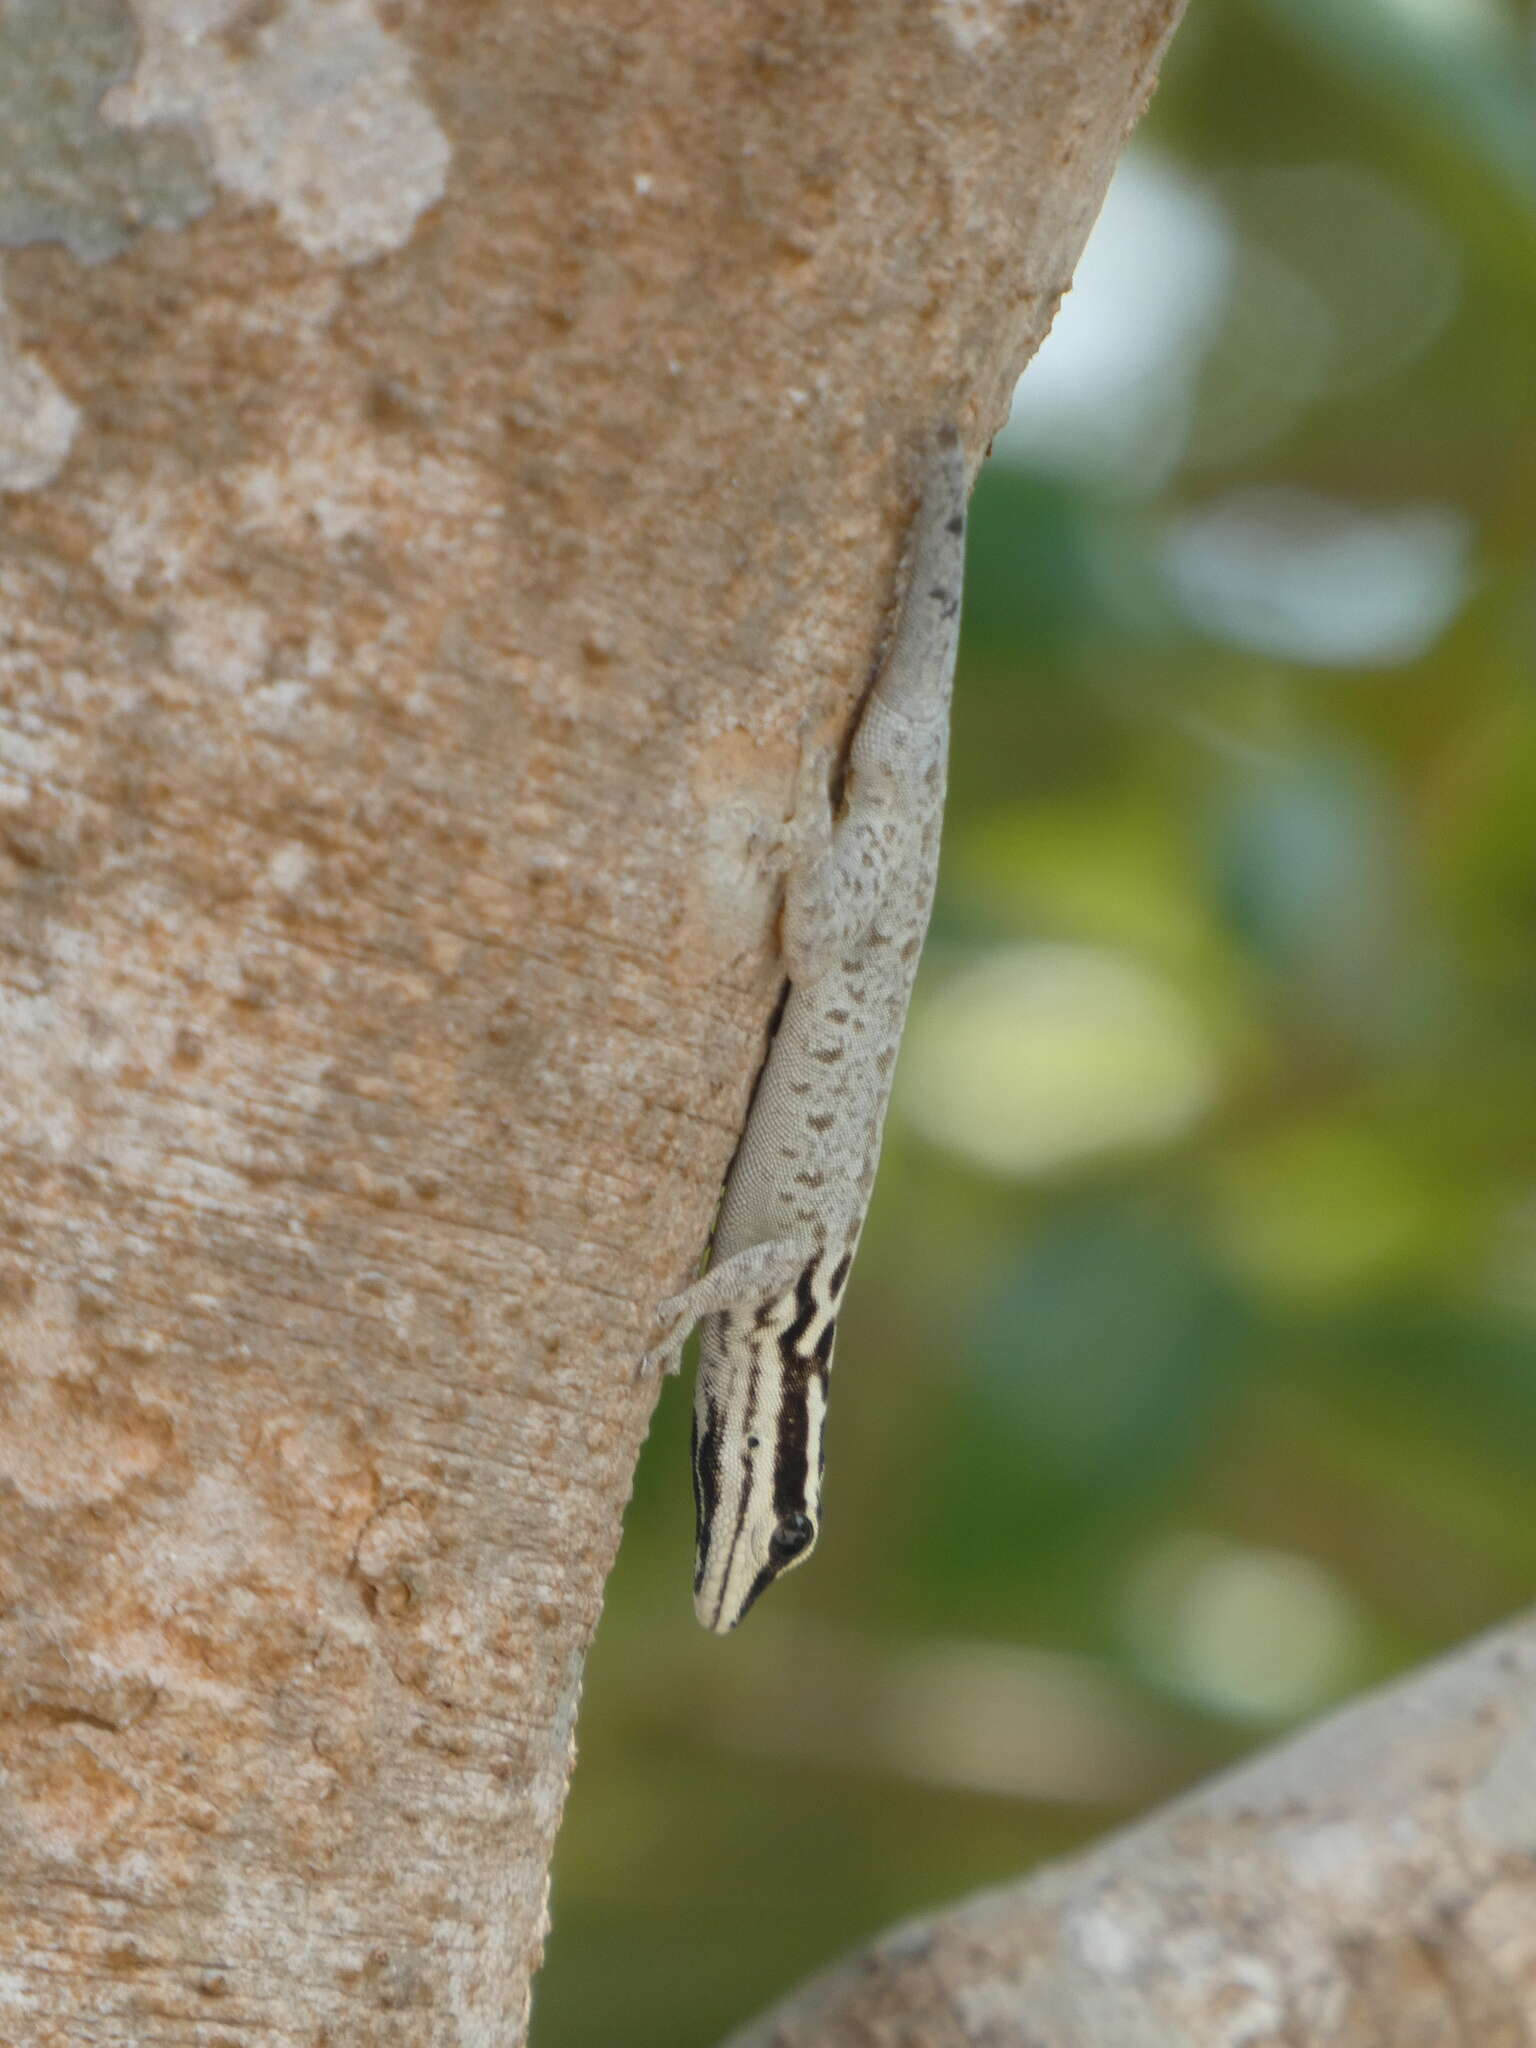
537 3 1536 2040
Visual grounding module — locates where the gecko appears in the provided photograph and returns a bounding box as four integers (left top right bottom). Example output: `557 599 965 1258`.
642 424 971 1632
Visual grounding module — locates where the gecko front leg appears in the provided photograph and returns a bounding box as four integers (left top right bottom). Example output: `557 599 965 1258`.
781 801 909 986
639 1233 817 1377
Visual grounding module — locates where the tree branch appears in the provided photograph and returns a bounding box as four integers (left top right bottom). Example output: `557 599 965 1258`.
725 1613 1536 2046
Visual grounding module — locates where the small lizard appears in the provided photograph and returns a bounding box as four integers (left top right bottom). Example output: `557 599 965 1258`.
643 424 971 1632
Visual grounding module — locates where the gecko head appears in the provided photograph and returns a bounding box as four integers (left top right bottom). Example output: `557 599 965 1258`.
690 1365 828 1634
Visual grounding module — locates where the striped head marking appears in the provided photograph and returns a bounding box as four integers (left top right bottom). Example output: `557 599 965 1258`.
690 1250 850 1633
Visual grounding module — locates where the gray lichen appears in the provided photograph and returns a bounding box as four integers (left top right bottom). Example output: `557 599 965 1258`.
0 0 212 264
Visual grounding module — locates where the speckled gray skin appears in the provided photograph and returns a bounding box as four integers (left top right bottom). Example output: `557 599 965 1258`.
644 426 970 1631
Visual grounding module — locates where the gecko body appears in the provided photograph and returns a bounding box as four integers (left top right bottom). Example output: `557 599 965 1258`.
645 427 970 1631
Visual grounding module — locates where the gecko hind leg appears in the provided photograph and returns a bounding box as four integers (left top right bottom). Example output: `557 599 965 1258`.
777 721 901 986
782 808 904 986
638 1234 815 1378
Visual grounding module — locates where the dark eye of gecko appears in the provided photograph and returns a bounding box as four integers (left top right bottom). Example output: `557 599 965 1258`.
770 1513 814 1561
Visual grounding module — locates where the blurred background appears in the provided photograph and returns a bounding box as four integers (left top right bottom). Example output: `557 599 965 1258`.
538 2 1536 2039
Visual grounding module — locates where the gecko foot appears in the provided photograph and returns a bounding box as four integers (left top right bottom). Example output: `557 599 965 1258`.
636 1294 693 1380
636 1339 683 1382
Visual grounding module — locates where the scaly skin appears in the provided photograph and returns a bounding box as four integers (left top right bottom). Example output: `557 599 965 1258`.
644 426 971 1632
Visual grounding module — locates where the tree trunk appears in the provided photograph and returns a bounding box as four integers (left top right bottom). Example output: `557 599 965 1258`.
0 1 1184 2040
724 1612 1536 2047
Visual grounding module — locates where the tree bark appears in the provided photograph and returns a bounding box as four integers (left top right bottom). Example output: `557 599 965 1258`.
724 1613 1536 2047
0 1 1184 2040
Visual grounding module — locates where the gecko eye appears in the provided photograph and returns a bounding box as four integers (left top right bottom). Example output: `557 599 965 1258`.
769 1513 815 1561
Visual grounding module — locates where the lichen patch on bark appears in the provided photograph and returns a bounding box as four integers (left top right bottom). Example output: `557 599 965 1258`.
0 0 213 265
107 0 451 263
0 285 80 491
0 1282 168 1507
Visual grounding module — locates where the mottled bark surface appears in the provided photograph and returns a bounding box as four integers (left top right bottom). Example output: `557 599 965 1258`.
726 1613 1536 2047
0 1 1184 2041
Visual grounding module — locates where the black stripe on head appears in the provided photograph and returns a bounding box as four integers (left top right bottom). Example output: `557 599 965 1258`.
773 1360 811 1524
780 1261 818 1361
730 1557 781 1630
691 1392 723 1594
828 1251 853 1300
690 1406 704 1531
708 1347 764 1627
774 1325 836 1531
772 1261 826 1523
